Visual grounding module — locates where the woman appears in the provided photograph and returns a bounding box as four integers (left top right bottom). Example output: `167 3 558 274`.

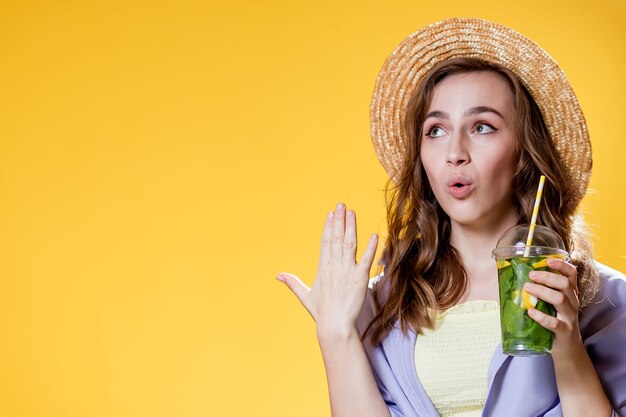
276 18 626 417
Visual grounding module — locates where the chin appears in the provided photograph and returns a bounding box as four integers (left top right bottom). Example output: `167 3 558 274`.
450 216 484 227
445 206 517 230
439 204 480 223
443 204 492 227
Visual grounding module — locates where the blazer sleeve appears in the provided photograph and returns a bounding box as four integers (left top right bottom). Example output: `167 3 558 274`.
371 365 405 417
356 277 405 417
580 263 626 416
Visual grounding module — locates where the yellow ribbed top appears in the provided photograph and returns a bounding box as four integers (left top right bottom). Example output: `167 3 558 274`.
414 300 501 417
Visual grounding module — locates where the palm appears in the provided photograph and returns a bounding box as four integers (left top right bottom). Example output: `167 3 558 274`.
277 203 379 331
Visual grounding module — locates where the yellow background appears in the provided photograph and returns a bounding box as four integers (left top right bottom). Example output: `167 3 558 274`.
1 0 624 416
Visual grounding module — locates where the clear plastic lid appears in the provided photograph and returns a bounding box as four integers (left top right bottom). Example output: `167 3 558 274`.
492 224 569 260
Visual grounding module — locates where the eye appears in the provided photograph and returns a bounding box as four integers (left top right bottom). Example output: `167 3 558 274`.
425 126 446 138
475 123 496 134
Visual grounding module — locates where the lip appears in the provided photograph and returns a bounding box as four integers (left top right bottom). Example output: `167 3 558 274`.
447 184 473 198
446 175 473 199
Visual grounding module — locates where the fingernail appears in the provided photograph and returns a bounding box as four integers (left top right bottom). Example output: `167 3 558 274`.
529 271 536 279
547 257 558 266
524 282 533 291
276 274 286 282
336 202 345 211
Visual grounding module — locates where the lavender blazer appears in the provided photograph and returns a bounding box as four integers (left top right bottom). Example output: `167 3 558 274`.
356 263 626 417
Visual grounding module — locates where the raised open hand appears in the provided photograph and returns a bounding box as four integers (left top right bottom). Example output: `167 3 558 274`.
277 202 379 334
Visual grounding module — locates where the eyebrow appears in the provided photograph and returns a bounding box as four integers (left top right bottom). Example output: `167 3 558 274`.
425 106 505 120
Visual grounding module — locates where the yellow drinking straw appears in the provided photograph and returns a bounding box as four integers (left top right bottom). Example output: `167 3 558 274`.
524 175 546 257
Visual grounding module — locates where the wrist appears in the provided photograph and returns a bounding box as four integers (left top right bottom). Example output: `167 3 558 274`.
551 335 585 363
316 322 359 345
551 339 613 416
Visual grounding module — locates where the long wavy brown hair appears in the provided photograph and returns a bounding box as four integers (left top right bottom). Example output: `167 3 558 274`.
364 57 599 346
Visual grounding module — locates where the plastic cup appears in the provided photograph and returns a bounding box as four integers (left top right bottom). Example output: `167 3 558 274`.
492 224 569 356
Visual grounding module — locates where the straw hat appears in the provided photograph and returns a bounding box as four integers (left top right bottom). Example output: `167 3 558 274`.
370 17 591 208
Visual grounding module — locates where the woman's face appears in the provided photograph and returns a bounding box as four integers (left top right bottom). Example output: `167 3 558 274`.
420 71 518 230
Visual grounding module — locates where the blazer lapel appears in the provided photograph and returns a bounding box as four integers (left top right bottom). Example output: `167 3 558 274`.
383 326 441 417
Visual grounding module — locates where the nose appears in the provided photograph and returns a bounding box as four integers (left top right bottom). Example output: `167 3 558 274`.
446 132 470 166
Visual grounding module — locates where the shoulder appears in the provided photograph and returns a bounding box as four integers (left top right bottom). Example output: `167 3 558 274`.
594 261 626 286
587 261 626 309
579 261 626 341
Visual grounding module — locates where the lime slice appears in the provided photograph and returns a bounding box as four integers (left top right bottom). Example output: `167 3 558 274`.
497 259 511 269
513 289 538 310
532 254 566 268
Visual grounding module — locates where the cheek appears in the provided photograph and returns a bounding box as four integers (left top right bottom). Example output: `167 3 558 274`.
419 149 439 190
490 151 517 193
420 142 439 176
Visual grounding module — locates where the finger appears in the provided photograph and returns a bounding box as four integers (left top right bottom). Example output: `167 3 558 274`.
318 211 334 268
546 258 579 307
528 307 561 332
357 233 379 274
524 282 574 316
342 209 357 265
331 202 346 263
547 258 577 287
528 270 569 290
529 270 578 308
276 272 312 312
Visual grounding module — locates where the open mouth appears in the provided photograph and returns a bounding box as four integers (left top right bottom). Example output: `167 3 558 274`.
446 176 472 198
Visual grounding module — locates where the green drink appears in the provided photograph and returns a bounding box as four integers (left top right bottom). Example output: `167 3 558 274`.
492 225 569 356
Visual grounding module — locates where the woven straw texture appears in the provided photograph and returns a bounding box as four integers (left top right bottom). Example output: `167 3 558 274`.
370 18 591 208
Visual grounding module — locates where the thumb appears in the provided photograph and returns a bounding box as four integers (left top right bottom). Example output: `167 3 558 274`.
276 272 311 311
